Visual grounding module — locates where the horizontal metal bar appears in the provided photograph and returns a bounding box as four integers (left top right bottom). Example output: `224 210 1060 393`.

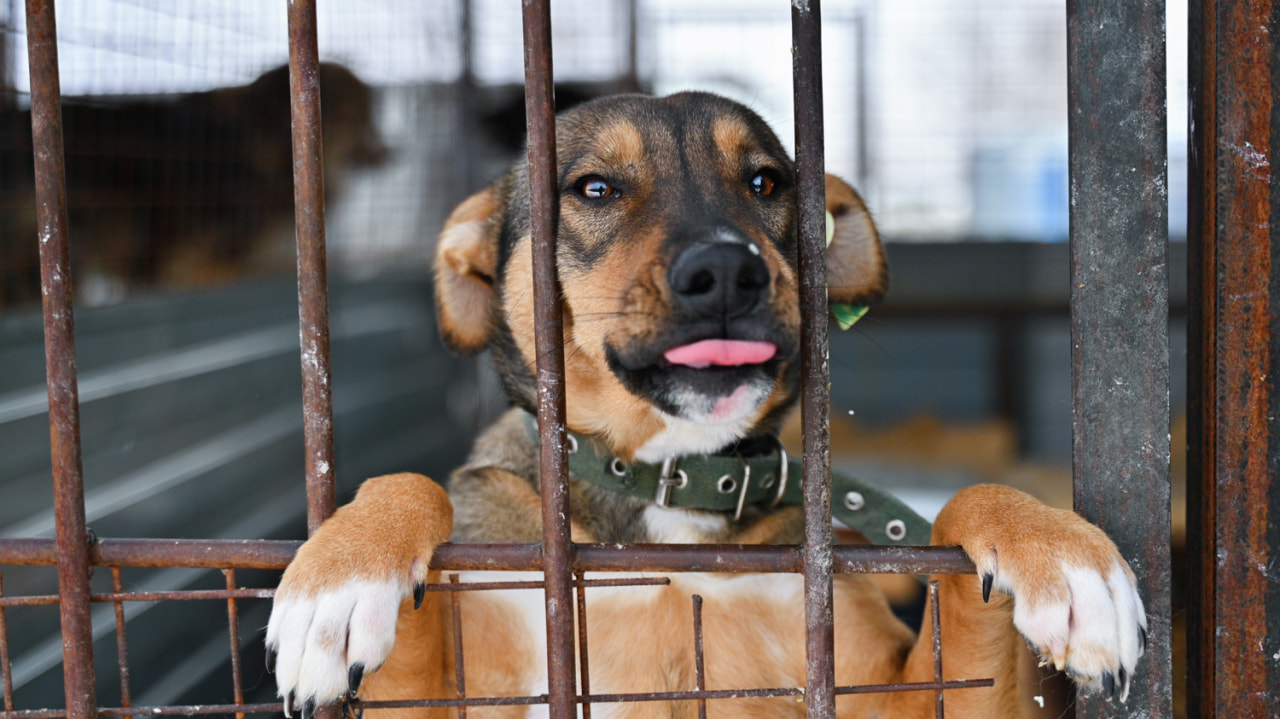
0 676 1001 719
356 678 997 710
0 539 974 575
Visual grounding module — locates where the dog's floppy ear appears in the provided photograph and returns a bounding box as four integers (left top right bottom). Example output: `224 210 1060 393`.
434 187 501 354
824 174 888 305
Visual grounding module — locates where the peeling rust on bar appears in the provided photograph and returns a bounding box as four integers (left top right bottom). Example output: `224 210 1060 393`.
110 569 132 714
1187 0 1280 714
286 0 336 535
0 538 973 575
520 0 577 715
24 1 98 717
791 1 836 715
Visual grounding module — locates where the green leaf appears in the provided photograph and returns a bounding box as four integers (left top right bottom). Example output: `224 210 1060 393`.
830 303 868 331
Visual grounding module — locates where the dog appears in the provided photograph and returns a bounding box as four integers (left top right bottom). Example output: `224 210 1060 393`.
266 92 1146 718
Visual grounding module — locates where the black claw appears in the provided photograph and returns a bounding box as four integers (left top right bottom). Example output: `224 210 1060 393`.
1102 671 1115 699
413 582 426 610
302 698 316 719
286 691 296 718
348 662 365 697
1139 626 1147 655
265 647 276 674
982 572 993 603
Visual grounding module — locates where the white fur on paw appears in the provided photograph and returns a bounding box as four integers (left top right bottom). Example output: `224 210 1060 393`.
267 579 404 711
1006 562 1147 701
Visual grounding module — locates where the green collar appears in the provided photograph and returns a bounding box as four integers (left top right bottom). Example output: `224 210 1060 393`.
522 413 931 547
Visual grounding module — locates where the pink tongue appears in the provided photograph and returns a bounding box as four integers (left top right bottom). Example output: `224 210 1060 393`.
663 340 777 368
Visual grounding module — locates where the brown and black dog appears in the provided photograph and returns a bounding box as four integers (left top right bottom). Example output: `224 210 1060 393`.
266 93 1145 718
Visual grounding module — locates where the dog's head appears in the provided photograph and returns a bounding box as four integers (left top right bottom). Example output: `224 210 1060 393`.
435 92 886 461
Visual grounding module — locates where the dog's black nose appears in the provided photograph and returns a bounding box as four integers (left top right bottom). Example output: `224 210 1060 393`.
668 242 770 319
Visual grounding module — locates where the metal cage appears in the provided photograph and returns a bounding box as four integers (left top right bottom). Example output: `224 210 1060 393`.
2 0 1277 716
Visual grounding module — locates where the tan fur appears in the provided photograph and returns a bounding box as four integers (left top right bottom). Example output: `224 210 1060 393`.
824 174 888 305
282 474 452 593
434 189 501 354
272 94 1142 719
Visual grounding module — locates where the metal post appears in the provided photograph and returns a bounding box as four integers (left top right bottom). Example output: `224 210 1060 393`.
792 2 835 716
521 1 577 715
1187 0 1280 714
1066 1 1173 716
1064 1 1172 711
286 0 337 534
24 2 98 717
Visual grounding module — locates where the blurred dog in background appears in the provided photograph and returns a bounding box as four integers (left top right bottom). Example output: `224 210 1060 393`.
0 62 386 309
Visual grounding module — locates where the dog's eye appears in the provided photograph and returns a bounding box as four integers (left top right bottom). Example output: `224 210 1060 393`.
750 171 776 197
578 176 615 200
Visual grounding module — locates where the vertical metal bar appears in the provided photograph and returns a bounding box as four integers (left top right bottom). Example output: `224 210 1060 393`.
1066 1 1173 717
287 0 337 534
222 570 244 719
928 581 943 719
574 578 592 719
111 568 132 715
1187 0 1280 714
448 575 467 718
791 2 835 717
692 595 706 719
520 1 576 715
286 8 339 719
0 575 14 713
24 2 97 718
455 0 477 202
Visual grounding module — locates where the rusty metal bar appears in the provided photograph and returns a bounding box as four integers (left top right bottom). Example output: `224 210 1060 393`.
574 578 592 719
0 538 974 575
0 675 996 719
354 676 994 713
448 575 467 718
520 0 577 715
110 569 132 715
1066 0 1173 716
24 2 97 718
223 570 245 719
0 538 301 569
286 0 337 534
929 581 943 719
284 11 340 719
0 575 14 713
1187 0 1280 714
791 1 835 716
692 595 706 719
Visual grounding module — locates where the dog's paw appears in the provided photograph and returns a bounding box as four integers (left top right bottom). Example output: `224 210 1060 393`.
937 485 1147 702
265 473 452 715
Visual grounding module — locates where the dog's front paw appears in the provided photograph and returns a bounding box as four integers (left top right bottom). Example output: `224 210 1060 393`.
265 473 452 715
937 485 1147 702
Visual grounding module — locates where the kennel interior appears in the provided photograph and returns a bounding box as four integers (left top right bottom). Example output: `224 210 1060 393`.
0 0 1273 716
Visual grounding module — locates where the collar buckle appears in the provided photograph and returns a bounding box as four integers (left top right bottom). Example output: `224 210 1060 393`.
767 437 790 508
654 457 689 508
